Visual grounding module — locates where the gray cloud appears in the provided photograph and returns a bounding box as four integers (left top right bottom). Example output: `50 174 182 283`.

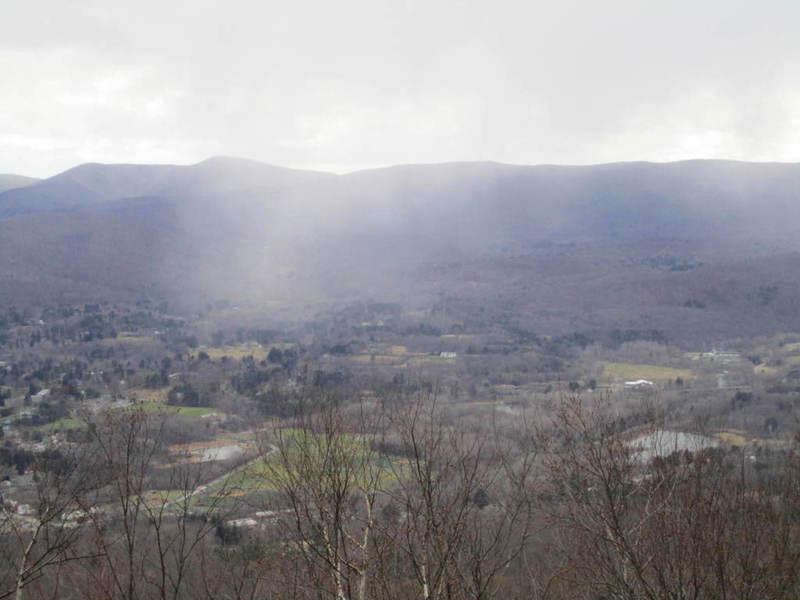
2 0 799 177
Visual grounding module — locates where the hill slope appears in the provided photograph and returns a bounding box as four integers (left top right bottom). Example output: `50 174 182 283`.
0 157 333 218
1 158 800 344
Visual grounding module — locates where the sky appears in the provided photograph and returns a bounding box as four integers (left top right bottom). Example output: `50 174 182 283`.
2 0 800 178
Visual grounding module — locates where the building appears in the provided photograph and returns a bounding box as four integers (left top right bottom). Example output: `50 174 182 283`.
624 379 654 389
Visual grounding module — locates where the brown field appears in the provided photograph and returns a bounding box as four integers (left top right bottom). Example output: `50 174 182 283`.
130 388 169 403
194 343 269 361
715 429 791 448
351 354 403 365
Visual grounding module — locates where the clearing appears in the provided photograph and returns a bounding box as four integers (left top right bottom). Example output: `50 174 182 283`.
602 362 694 382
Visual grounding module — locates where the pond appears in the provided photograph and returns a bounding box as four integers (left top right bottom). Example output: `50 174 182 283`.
627 430 718 462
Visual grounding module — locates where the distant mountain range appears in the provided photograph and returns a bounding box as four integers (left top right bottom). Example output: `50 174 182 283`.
0 174 39 194
2 156 800 344
0 157 331 218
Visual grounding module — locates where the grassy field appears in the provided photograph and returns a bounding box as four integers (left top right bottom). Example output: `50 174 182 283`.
116 333 157 344
129 390 219 417
193 344 269 361
130 387 170 403
351 354 403 365
715 430 750 446
215 455 401 496
602 362 694 382
132 402 219 417
196 429 403 506
33 417 84 432
715 429 790 448
30 402 218 433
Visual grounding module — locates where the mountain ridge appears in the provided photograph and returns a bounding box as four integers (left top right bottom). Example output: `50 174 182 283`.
1 156 800 344
0 156 334 218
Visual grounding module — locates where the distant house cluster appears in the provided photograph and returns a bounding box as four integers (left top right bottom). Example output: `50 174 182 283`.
691 349 741 364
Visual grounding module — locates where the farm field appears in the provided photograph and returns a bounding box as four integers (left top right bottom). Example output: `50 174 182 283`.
714 429 791 448
349 347 455 368
115 333 157 344
602 362 694 382
33 402 220 433
130 387 170 403
134 402 219 417
351 354 403 365
194 343 269 361
193 429 404 507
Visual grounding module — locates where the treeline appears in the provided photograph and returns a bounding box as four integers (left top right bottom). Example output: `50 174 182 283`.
0 302 189 349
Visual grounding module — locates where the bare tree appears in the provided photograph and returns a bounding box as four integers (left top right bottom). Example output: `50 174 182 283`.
260 395 382 600
139 456 233 600
73 407 235 600
375 389 535 600
0 446 99 600
543 393 800 600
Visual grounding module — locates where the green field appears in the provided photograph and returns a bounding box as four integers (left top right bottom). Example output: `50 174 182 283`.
33 417 84 432
602 362 694 382
131 402 219 417
27 403 217 433
196 429 402 506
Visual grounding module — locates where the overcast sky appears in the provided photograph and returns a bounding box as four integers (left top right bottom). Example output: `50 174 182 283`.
2 0 800 177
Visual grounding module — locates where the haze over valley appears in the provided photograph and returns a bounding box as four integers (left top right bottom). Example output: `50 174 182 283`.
5 1 800 598
2 156 800 344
